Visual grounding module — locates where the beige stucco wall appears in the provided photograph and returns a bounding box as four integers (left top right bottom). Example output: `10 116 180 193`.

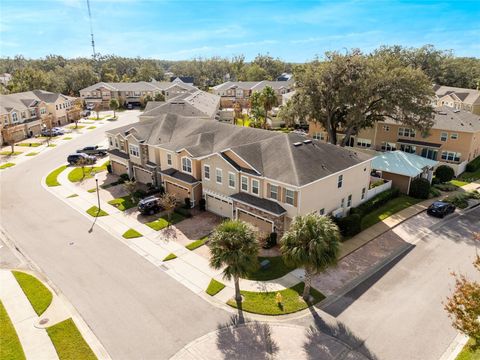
201 154 239 196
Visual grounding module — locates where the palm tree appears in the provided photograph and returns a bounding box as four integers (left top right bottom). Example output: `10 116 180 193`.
280 213 340 301
260 85 278 129
209 220 258 303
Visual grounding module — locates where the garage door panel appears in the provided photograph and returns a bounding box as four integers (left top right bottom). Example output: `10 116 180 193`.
135 167 152 184
206 195 232 218
111 161 127 176
238 211 272 233
166 182 189 201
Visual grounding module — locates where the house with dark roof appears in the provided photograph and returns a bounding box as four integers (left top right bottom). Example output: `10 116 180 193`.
106 114 372 234
433 85 480 115
309 106 480 175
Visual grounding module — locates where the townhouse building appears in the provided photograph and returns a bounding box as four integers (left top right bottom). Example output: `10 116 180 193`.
79 80 198 109
211 80 294 108
309 106 480 175
106 115 372 235
434 85 480 115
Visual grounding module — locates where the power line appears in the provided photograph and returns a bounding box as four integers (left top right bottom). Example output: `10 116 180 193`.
86 0 96 60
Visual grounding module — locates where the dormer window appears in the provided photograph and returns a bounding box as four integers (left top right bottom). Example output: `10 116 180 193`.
129 144 140 157
182 157 192 174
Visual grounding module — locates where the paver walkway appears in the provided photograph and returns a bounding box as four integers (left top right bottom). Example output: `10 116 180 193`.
0 270 59 360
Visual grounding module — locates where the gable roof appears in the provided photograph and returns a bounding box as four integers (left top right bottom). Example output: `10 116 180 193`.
434 85 480 105
107 115 371 187
372 151 438 177
212 79 294 92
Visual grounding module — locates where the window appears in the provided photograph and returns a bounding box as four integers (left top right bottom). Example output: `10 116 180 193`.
347 194 352 207
30 109 36 117
285 189 295 206
182 157 192 173
167 153 172 166
398 127 416 138
421 148 437 160
400 144 416 154
109 137 113 146
56 105 58 110
115 139 119 148
134 91 141 96
40 108 46 115
129 144 140 157
252 179 259 195
382 125 390 132
450 133 458 140
319 208 325 215
313 132 325 141
381 142 396 151
228 172 235 188
341 198 345 208
216 168 223 184
241 176 248 192
441 151 461 162
269 184 278 200
204 165 210 180
11 112 18 122
361 187 366 200
440 132 448 141
337 175 343 188
356 138 372 148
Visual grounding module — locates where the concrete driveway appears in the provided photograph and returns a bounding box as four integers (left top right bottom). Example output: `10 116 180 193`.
0 110 230 359
312 207 480 360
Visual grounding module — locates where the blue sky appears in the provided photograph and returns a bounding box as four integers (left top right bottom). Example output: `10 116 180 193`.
0 0 479 61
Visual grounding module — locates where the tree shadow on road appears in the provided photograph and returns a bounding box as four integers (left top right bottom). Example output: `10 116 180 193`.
304 307 377 360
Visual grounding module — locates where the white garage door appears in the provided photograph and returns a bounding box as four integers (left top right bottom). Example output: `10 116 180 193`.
206 195 232 218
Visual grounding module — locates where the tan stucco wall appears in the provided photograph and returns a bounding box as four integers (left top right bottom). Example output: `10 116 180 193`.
201 154 239 196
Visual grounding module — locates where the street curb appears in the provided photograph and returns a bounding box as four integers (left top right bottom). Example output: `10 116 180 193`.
438 333 468 360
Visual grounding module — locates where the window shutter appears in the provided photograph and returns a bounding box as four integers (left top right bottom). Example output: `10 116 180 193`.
267 183 271 198
293 191 298 207
281 187 286 203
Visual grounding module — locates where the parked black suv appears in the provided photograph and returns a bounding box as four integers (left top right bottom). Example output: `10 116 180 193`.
138 196 162 215
76 146 108 156
67 153 96 166
427 201 456 218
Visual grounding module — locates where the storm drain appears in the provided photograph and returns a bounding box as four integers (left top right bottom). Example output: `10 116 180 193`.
39 318 49 325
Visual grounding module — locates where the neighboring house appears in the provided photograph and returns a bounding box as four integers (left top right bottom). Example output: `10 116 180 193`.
309 106 480 175
30 90 78 126
277 73 293 81
170 76 194 86
211 80 294 108
139 90 221 121
434 85 480 115
79 80 198 109
106 114 372 235
0 73 12 86
371 151 438 194
0 93 48 144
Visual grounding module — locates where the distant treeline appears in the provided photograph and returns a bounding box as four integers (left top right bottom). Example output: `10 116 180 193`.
0 45 478 96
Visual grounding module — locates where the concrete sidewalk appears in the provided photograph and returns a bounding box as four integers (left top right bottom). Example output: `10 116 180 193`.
0 270 59 360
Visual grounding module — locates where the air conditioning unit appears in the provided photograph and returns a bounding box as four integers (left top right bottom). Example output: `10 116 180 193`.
332 208 344 218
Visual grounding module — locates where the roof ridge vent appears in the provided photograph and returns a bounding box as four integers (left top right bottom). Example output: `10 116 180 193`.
293 142 302 147
303 139 312 144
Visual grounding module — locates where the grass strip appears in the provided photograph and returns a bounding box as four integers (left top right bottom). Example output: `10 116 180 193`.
108 195 137 211
17 142 41 147
86 206 108 217
48 144 57 147
122 229 143 239
25 152 39 156
227 283 325 316
0 151 22 155
244 256 296 281
0 162 15 169
0 300 26 360
12 271 52 316
87 126 96 130
46 319 97 360
87 188 97 193
206 279 225 296
67 194 78 198
68 125 85 130
456 338 480 360
62 137 72 140
46 165 67 187
145 218 169 231
68 161 109 182
185 236 208 251
163 253 177 261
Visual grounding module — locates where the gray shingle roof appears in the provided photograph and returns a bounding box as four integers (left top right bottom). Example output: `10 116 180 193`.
160 168 199 184
231 192 287 216
434 85 480 105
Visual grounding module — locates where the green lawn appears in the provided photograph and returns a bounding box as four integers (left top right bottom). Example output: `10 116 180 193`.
146 213 185 231
62 137 72 140
68 162 109 182
86 206 108 217
0 300 26 360
457 168 480 184
67 194 78 198
206 279 225 296
87 126 96 130
25 152 39 156
12 271 52 316
185 236 208 251
450 179 470 187
244 256 296 281
0 151 21 156
360 195 421 230
122 229 142 239
17 142 41 147
456 339 480 360
68 125 85 130
236 118 251 127
0 162 15 170
108 195 137 211
45 165 67 187
46 319 97 360
163 253 177 261
227 283 325 315
48 144 57 147
87 188 97 193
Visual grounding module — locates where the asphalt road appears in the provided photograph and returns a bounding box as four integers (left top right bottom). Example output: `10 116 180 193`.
0 112 230 360
317 207 480 360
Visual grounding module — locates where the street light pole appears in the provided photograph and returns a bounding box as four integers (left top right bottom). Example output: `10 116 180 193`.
95 173 101 211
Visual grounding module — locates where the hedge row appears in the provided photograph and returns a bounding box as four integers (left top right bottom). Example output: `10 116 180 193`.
466 156 480 172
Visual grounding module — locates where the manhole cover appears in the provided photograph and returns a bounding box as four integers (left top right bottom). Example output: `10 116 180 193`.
39 318 49 325
69 242 74 246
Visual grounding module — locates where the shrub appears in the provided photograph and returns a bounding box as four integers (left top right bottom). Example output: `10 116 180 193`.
434 183 458 192
370 179 385 189
175 207 191 218
262 232 277 249
466 156 480 172
334 213 362 237
106 163 112 173
429 187 441 198
184 197 191 208
350 188 400 217
434 165 455 183
199 198 206 211
443 193 469 209
119 173 130 182
133 189 147 199
409 178 431 199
